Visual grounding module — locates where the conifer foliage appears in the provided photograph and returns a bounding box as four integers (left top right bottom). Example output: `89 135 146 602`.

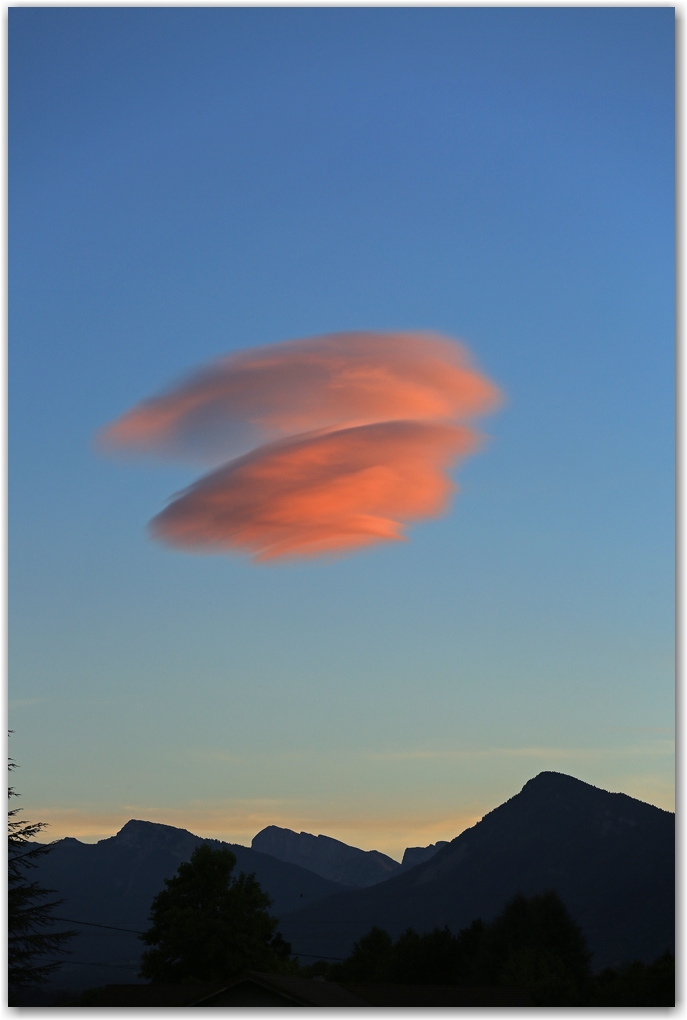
311 890 673 1005
8 753 75 998
320 891 592 1005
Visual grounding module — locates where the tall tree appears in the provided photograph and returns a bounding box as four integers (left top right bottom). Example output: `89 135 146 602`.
139 843 293 984
478 890 591 1003
8 753 75 999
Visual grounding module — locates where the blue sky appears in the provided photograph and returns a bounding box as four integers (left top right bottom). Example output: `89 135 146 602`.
9 7 674 855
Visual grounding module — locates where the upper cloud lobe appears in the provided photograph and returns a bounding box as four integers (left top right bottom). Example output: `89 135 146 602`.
98 332 500 464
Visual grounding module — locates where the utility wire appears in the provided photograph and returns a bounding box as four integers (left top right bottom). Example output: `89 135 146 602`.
289 953 346 961
51 917 146 935
51 918 347 961
62 960 142 969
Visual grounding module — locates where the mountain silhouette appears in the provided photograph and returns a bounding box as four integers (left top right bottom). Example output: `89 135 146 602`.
400 840 449 869
279 772 674 970
32 819 348 990
251 827 446 887
30 772 673 990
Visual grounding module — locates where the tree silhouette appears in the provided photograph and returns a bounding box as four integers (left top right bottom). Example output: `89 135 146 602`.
315 891 591 1003
139 843 293 984
8 752 75 999
331 926 393 983
589 951 674 1006
478 890 591 1003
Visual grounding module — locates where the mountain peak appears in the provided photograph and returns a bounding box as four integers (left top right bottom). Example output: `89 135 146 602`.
280 772 674 970
522 771 594 791
112 818 198 852
516 771 673 816
252 825 400 887
252 826 451 887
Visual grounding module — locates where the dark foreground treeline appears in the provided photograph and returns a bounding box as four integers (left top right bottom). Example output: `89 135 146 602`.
301 891 674 1006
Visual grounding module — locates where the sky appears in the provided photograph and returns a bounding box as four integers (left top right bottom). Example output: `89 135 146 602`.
9 7 674 858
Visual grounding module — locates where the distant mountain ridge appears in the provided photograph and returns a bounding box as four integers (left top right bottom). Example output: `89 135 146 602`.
401 841 449 869
279 772 674 970
32 819 349 990
251 827 448 887
29 772 673 992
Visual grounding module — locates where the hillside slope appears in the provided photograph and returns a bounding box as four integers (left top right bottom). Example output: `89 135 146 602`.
251 826 446 887
279 772 674 970
32 819 348 989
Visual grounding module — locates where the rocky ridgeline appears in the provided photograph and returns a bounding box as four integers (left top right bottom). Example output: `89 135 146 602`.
278 773 674 971
251 826 449 887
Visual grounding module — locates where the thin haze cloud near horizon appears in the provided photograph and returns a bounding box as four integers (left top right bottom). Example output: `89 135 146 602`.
99 331 501 562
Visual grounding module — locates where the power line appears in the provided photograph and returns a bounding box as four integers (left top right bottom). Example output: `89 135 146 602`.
62 960 142 970
290 952 346 961
51 917 146 935
51 918 347 962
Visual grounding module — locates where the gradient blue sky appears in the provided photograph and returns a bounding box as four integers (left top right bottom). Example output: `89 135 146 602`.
9 7 674 856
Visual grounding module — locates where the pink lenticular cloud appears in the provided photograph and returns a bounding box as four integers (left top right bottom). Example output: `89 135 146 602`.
150 421 478 562
98 332 500 463
100 331 501 562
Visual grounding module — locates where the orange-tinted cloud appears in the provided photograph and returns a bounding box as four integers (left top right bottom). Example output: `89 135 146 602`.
98 331 500 463
150 422 478 561
100 331 501 561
